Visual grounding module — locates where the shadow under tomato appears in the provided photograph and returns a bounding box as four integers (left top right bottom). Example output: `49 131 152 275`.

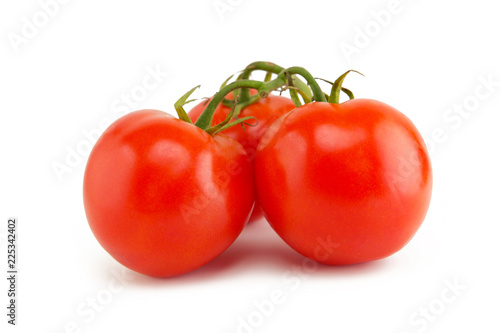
121 219 392 287
122 220 298 286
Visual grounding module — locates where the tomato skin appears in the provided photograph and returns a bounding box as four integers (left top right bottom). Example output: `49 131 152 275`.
189 94 296 222
83 110 254 277
255 99 432 265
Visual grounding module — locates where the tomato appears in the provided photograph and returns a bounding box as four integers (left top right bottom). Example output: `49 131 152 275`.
83 109 254 277
255 99 432 265
189 93 296 222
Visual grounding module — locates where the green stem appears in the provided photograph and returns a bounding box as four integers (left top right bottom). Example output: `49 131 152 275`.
238 62 314 103
194 77 287 130
194 64 325 131
233 94 260 118
240 62 324 102
285 71 302 107
239 62 285 102
283 67 327 102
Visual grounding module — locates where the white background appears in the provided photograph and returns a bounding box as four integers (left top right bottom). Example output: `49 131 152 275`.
1 0 499 332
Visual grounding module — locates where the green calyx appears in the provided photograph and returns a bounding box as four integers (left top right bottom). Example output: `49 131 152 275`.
327 70 364 104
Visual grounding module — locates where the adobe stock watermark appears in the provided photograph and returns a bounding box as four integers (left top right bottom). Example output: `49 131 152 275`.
179 157 245 224
231 236 340 333
213 0 244 21
179 117 265 223
51 64 169 182
398 278 466 333
339 0 417 63
385 73 498 187
424 74 499 157
179 103 299 222
0 230 7 264
51 267 135 333
7 0 72 54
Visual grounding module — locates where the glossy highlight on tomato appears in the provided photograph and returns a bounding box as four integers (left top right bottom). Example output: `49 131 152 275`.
255 99 432 265
83 109 254 277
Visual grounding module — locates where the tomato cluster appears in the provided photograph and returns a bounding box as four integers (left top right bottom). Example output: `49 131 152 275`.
83 62 432 277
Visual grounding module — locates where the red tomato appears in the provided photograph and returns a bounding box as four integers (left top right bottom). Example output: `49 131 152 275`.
189 93 296 222
83 110 254 277
255 99 432 265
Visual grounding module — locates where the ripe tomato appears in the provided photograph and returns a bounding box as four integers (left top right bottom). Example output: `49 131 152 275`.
189 93 296 222
255 99 432 265
83 109 254 277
